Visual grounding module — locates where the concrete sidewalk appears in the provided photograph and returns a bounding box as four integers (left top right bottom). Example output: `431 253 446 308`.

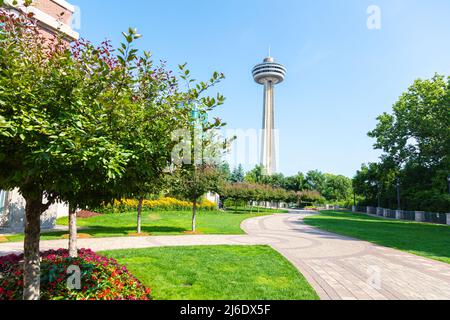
0 234 271 256
1 211 449 300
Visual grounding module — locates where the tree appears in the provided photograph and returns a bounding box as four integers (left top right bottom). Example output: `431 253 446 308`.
322 174 353 202
103 32 226 235
297 190 323 207
218 162 232 182
244 165 264 184
305 170 326 193
284 172 306 192
230 164 245 183
171 165 224 232
0 8 228 299
262 173 286 189
369 74 449 170
0 10 138 299
360 74 450 211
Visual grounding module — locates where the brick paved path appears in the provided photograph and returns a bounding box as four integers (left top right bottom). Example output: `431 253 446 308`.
242 212 450 300
1 211 449 300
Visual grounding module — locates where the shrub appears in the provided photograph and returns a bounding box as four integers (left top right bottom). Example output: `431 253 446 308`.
98 197 217 214
0 249 152 300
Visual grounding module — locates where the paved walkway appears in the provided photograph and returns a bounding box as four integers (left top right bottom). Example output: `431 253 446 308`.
1 211 450 300
242 212 450 300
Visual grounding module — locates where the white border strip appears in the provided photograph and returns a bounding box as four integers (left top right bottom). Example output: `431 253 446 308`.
51 0 75 13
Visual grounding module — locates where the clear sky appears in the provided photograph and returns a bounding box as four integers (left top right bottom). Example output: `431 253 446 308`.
71 0 450 177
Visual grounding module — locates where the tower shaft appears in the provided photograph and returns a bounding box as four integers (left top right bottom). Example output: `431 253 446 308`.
261 81 276 175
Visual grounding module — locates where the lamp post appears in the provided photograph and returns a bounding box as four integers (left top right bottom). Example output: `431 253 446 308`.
447 174 450 195
396 178 401 210
377 182 381 208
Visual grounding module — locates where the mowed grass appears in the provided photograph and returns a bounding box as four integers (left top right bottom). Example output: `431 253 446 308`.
5 208 287 242
304 210 450 264
101 245 319 300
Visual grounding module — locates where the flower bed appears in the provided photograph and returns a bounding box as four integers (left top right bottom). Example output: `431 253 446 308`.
0 249 152 300
99 197 217 214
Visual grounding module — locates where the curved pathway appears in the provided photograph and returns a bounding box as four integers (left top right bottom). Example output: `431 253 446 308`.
242 211 450 300
1 210 450 300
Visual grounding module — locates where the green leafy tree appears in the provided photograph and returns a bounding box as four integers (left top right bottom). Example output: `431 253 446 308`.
230 164 245 183
171 165 225 232
244 165 264 184
107 30 227 234
0 10 137 299
305 170 326 193
359 74 450 211
219 162 232 182
283 172 306 192
322 174 353 202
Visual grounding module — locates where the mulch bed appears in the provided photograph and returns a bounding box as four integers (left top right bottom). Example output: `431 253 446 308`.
77 210 102 219
127 232 151 237
183 231 204 235
62 233 92 239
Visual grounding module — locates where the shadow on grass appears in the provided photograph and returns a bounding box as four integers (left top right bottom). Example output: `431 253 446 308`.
304 211 450 263
224 207 286 215
15 226 188 242
72 225 187 236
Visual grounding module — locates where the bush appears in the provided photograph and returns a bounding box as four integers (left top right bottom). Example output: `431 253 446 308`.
0 249 152 300
98 197 217 214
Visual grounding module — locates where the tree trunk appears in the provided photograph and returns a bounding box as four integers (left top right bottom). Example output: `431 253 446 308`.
137 197 144 234
192 198 197 232
68 206 77 258
23 196 43 300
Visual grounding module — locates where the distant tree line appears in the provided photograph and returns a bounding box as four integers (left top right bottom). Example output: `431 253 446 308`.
220 164 354 207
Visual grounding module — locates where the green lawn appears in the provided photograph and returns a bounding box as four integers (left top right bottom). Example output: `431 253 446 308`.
4 208 287 242
101 245 319 300
304 210 450 264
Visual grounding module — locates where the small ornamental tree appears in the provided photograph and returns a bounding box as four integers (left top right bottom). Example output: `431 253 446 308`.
110 47 228 234
171 165 225 232
0 9 229 299
0 10 141 299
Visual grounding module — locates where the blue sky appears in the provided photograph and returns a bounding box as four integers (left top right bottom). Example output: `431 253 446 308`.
71 0 450 177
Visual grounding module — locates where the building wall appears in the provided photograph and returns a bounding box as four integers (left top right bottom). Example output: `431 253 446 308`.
0 189 69 232
3 0 79 40
34 0 73 25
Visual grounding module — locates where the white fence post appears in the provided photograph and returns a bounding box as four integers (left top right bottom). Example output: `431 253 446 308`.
395 210 403 220
415 211 425 222
446 213 450 226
